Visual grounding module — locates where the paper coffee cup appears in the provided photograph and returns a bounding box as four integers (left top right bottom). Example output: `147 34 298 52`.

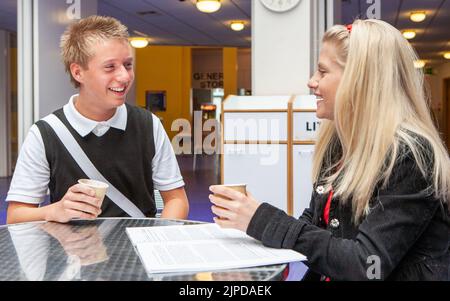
78 179 109 202
214 183 247 200
213 184 247 220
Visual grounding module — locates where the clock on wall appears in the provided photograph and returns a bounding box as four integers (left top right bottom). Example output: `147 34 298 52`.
260 0 302 13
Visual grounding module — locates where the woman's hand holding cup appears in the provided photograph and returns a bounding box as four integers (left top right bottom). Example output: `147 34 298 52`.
209 184 261 232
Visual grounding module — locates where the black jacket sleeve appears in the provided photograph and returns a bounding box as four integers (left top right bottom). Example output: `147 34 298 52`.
246 153 442 280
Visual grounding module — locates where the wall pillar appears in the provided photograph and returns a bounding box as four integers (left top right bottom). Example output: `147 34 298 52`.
18 0 97 148
0 30 11 177
252 0 336 95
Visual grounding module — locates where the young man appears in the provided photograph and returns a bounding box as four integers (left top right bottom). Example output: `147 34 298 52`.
6 16 189 224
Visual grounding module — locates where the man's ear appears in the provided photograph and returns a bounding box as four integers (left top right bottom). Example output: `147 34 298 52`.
70 63 84 85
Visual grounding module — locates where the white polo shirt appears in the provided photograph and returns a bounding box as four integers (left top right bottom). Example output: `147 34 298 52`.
6 95 185 204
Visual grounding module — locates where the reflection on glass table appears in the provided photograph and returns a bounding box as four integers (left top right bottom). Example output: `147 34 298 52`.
0 218 295 281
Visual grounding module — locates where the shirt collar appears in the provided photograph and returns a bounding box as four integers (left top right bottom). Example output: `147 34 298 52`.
63 94 127 137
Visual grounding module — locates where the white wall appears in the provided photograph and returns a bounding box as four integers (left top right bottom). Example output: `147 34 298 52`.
34 0 97 119
252 0 314 95
0 30 11 177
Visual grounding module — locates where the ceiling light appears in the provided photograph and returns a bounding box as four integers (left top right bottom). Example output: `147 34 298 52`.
414 60 426 69
443 52 450 60
410 12 426 23
129 37 149 48
230 21 245 31
402 30 416 40
196 0 221 13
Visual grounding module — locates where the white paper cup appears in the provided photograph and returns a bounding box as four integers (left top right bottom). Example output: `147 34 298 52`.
78 179 109 202
213 184 247 220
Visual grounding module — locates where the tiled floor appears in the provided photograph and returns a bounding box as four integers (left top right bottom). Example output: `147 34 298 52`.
177 154 220 222
0 177 10 225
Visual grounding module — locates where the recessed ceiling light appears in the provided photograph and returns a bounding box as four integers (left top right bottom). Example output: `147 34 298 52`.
196 0 221 13
403 30 416 40
410 12 426 23
230 21 245 31
129 37 149 48
444 52 450 60
414 60 426 69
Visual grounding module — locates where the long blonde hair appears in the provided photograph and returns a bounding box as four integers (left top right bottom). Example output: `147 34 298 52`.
312 19 450 222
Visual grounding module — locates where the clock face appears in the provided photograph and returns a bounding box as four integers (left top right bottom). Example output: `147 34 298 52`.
260 0 301 13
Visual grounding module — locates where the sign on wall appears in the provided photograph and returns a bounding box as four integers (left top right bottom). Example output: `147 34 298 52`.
293 112 321 141
192 72 223 89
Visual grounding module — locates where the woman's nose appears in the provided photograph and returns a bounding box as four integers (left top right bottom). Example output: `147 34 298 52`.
307 76 318 90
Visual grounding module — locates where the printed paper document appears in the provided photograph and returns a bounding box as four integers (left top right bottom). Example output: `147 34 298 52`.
126 223 306 274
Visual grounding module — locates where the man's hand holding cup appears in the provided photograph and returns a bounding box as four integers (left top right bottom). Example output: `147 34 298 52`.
46 179 108 223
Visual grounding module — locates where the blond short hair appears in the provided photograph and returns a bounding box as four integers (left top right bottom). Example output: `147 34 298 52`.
60 15 129 88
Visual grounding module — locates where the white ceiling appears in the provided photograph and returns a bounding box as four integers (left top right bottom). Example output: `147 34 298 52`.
0 0 252 47
341 0 450 67
0 0 449 66
98 0 251 47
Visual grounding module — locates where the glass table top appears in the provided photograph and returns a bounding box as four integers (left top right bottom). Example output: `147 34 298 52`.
0 218 288 281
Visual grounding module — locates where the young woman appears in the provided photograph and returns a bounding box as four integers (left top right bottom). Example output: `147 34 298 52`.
209 19 450 281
